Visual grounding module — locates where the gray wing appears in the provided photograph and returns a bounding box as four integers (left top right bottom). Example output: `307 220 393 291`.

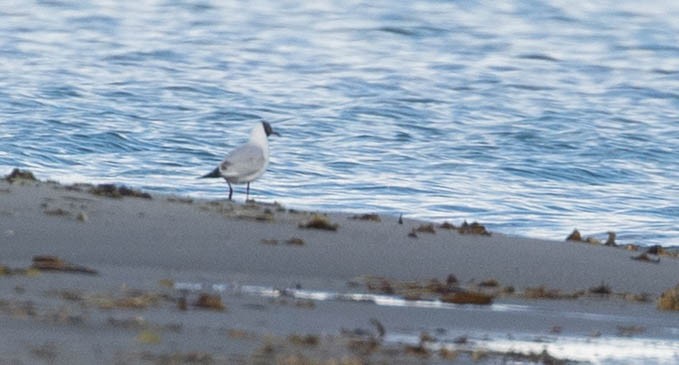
219 143 265 178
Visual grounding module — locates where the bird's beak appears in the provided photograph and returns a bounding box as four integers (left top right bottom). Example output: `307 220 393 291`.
272 131 281 137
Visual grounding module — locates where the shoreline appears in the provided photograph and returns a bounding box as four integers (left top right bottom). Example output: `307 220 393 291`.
1 171 678 364
2 172 676 294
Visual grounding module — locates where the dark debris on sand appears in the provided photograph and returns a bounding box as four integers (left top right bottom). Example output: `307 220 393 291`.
439 221 456 230
658 284 679 311
631 253 661 263
567 229 679 260
588 282 612 295
194 293 226 311
408 220 491 238
298 215 339 231
4 168 37 183
349 213 382 222
457 221 491 236
566 229 582 242
360 275 494 305
31 255 98 275
415 223 436 234
89 184 152 199
440 291 493 305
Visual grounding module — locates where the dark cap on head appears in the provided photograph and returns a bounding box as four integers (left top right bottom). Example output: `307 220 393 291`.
262 121 280 137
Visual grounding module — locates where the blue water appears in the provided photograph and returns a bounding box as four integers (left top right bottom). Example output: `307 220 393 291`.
1 1 677 246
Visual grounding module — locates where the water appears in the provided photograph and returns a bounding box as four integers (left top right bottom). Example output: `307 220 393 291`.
176 279 679 364
1 0 678 246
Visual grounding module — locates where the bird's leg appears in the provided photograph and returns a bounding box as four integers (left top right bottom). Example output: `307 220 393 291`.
224 178 233 201
246 182 250 201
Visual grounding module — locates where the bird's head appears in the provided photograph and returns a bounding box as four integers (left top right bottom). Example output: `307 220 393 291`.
262 121 281 137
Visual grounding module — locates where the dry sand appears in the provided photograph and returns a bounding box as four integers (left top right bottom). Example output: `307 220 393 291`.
1 175 678 364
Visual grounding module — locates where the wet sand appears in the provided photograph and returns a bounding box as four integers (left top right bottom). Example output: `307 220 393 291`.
1 176 678 364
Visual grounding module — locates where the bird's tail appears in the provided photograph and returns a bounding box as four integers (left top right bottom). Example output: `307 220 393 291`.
200 167 221 178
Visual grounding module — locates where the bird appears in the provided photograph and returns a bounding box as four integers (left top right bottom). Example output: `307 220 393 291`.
200 121 280 201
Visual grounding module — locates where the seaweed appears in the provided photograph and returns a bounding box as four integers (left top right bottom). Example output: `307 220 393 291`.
439 221 456 230
658 284 679 311
415 223 436 234
4 168 37 183
89 184 151 199
194 293 225 311
566 229 582 242
588 282 612 295
478 279 500 288
631 253 660 263
298 215 339 231
349 213 381 222
440 291 493 305
31 255 98 275
457 221 491 236
285 237 305 246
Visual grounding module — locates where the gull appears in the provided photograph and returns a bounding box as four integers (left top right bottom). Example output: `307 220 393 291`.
200 121 280 201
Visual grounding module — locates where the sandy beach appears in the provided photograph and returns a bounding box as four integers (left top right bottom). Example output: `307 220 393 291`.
1 172 678 364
